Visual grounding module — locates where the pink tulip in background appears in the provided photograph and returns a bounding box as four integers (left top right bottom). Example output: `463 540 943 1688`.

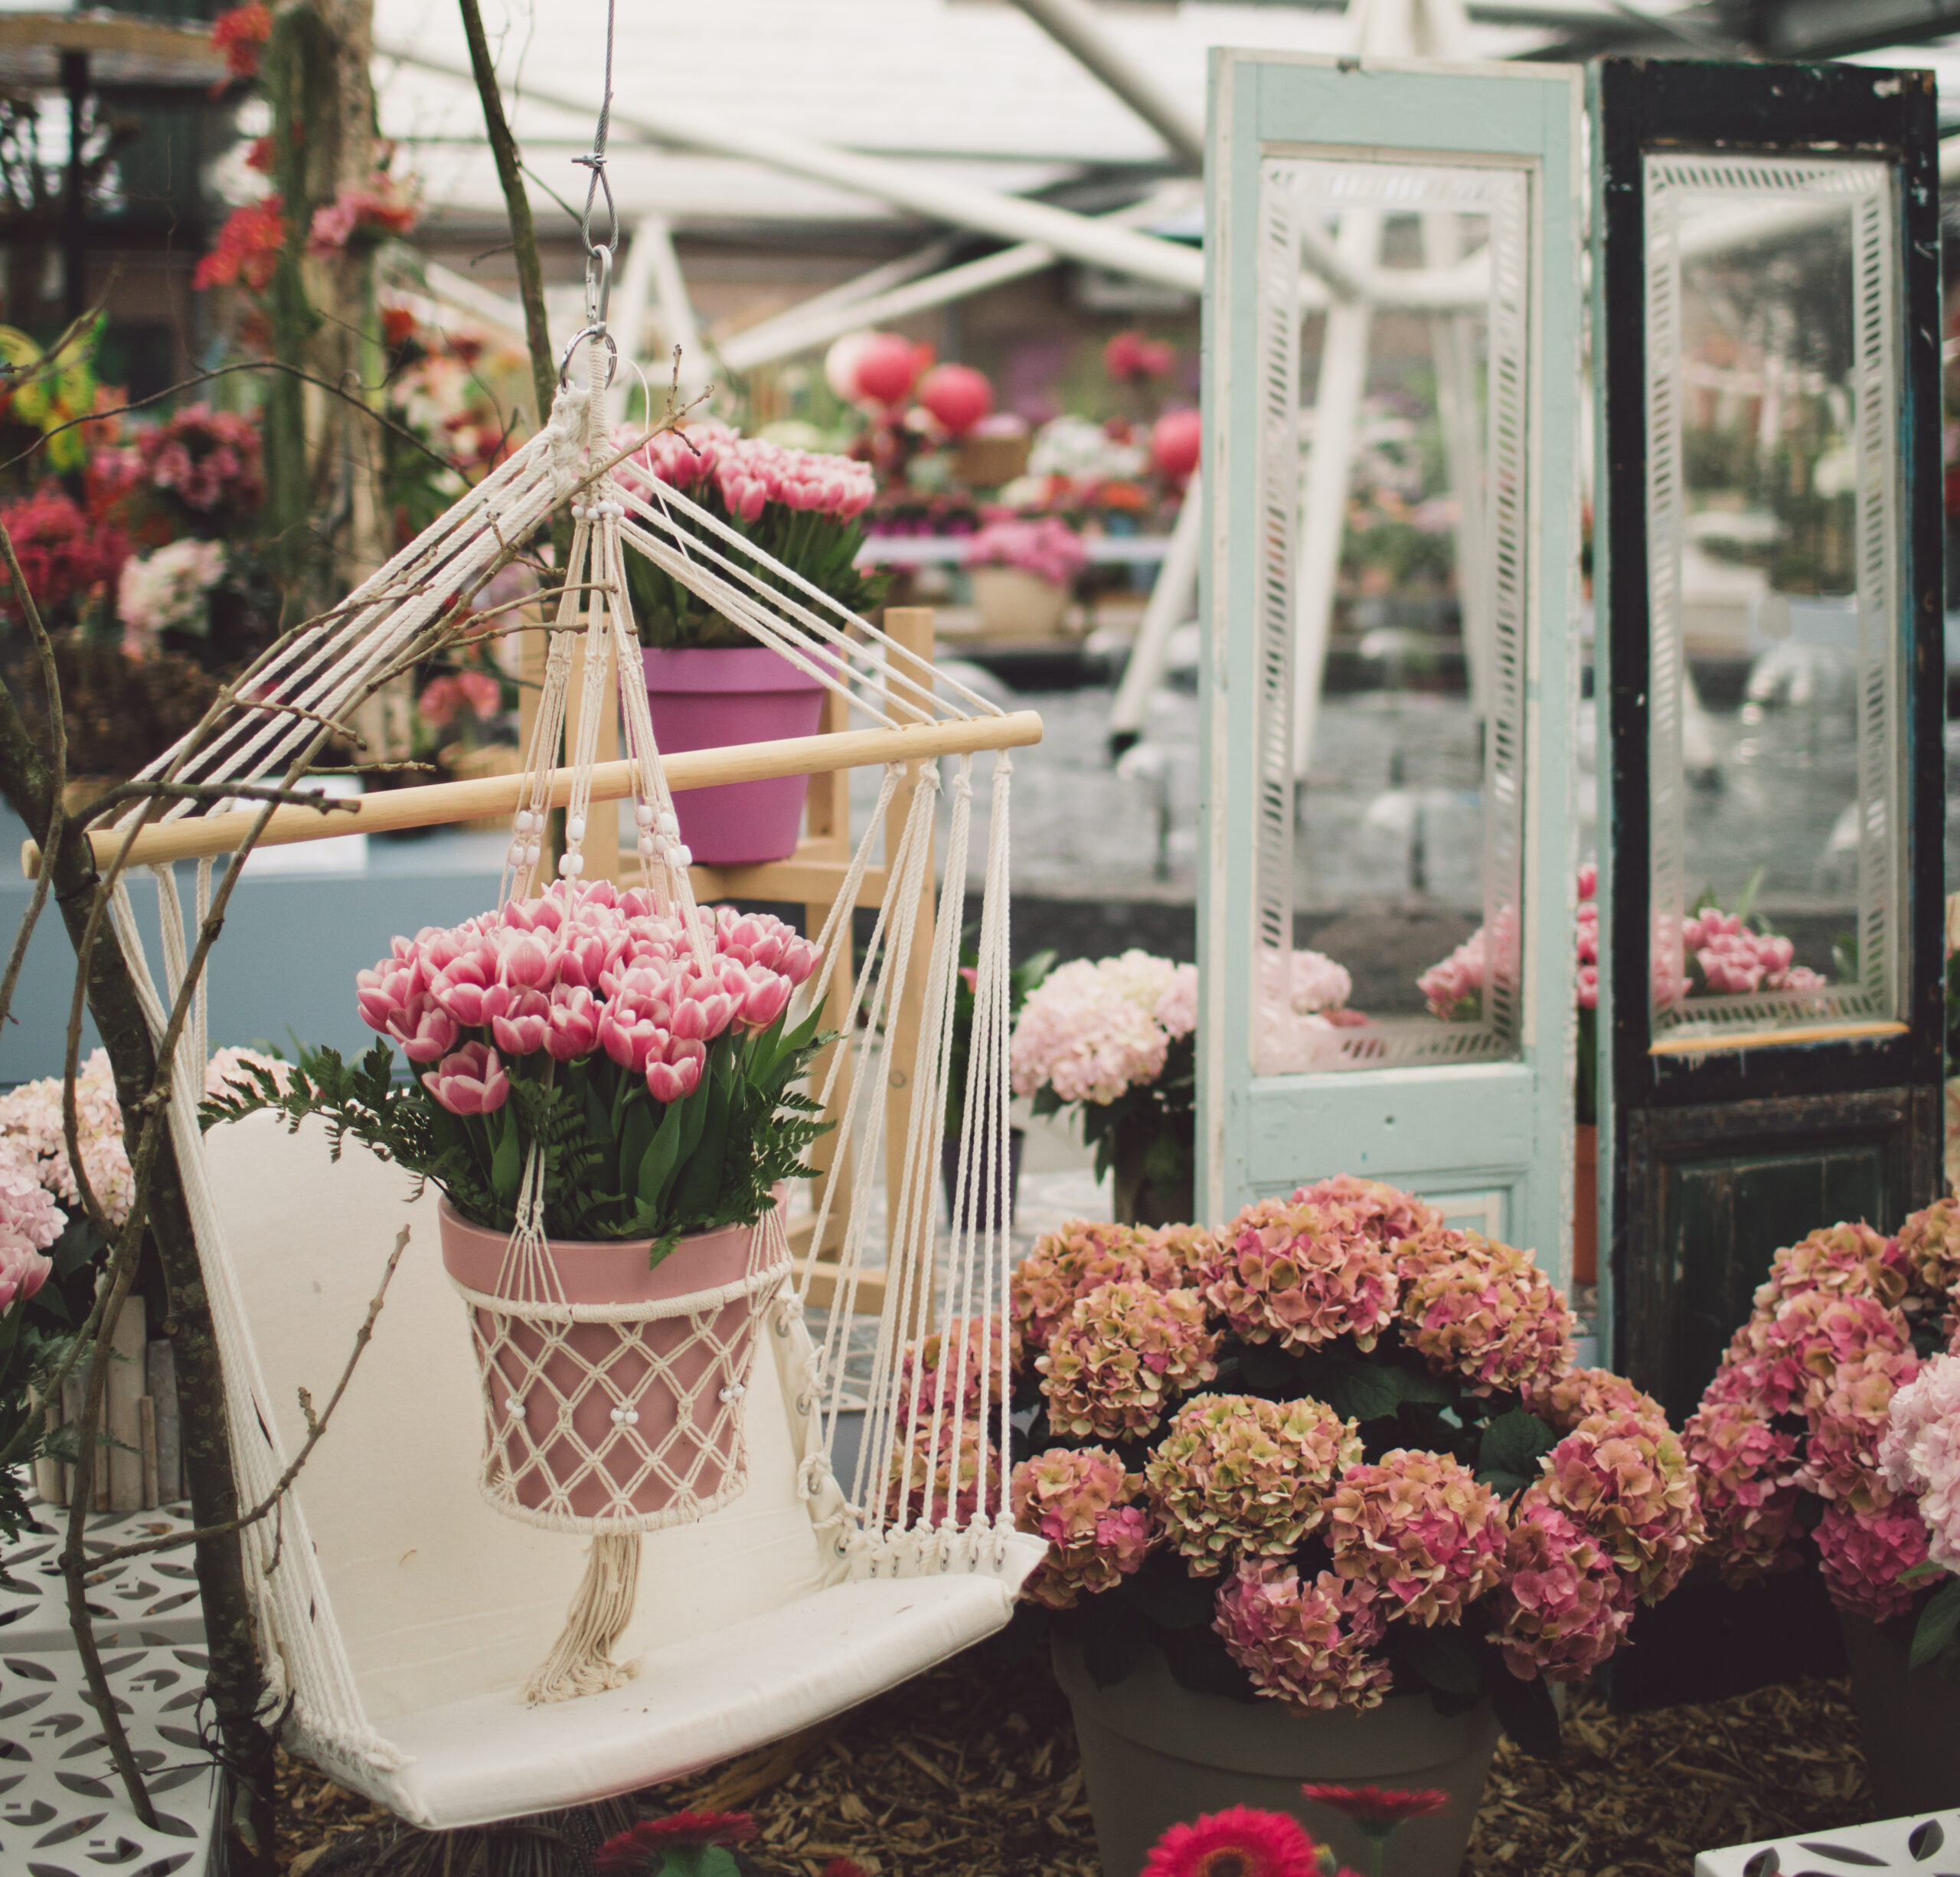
1151 407 1202 481
917 362 995 437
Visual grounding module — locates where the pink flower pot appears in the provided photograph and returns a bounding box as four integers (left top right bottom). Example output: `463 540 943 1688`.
438 1199 778 1526
642 645 829 865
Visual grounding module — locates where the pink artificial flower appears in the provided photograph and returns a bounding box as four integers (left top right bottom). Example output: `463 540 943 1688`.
485 984 551 1058
355 956 418 1034
599 1002 665 1074
647 1043 705 1104
394 994 459 1064
422 1042 509 1116
498 930 557 992
428 944 497 1025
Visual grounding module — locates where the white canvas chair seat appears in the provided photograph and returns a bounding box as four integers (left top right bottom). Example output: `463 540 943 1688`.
206 1112 1040 1826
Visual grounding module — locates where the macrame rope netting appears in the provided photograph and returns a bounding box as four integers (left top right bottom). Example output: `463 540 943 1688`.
90 362 1024 1748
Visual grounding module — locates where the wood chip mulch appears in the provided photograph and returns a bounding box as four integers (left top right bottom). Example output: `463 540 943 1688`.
277 1653 1872 1877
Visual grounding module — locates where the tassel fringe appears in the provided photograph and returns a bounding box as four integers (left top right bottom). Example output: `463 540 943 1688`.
522 1533 642 1705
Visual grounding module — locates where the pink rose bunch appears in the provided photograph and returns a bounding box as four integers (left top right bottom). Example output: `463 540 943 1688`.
1400 1231 1576 1395
1009 952 1196 1107
619 422 874 523
136 405 263 518
1213 1558 1394 1716
965 516 1089 590
355 882 821 1115
1012 1447 1152 1607
1198 1199 1398 1354
1036 1280 1220 1440
417 669 501 731
1326 1450 1508 1626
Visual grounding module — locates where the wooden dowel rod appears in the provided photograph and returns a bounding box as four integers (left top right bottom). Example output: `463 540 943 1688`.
21 710 1044 878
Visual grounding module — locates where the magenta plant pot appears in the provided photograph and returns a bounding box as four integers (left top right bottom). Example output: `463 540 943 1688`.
642 645 828 865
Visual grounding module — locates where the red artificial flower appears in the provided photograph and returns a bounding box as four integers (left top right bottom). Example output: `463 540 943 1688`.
595 1814 758 1871
381 305 419 349
1143 1806 1323 1877
211 3 273 80
194 196 285 293
1298 1785 1452 1829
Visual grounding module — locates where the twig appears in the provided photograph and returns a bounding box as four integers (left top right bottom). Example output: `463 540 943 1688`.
0 522 63 1031
89 1228 409 1568
70 779 367 823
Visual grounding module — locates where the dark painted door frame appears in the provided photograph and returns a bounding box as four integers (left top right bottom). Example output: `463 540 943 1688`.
1592 57 1946 1414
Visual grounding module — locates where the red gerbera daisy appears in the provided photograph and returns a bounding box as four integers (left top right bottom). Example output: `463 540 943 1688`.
1298 1785 1451 1827
595 1813 758 1871
1142 1806 1323 1877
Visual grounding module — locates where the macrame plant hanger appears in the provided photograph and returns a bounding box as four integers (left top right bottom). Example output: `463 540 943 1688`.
50 0 1048 1815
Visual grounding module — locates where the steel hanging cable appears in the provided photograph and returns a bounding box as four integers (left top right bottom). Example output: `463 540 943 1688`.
560 0 619 385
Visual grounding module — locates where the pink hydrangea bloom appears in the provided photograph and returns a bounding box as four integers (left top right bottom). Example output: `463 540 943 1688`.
1010 1219 1153 1365
1144 1393 1361 1573
1010 952 1191 1105
0 1050 133 1228
1037 1280 1220 1441
1756 1221 1905 1313
1398 1232 1575 1395
1816 1500 1928 1624
1011 1447 1150 1607
884 1420 998 1529
1882 1352 1960 1571
896 1316 1004 1422
1682 1395 1804 1584
1493 1497 1635 1683
1289 1176 1442 1253
1288 950 1352 1015
1200 1198 1399 1353
1213 1558 1393 1716
1536 1413 1705 1603
1527 1366 1665 1434
1326 1449 1508 1626
1138 1222 1225 1290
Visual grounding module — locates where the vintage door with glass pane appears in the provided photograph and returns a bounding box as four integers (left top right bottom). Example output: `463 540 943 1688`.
1200 51 1586 1280
1592 60 1945 1419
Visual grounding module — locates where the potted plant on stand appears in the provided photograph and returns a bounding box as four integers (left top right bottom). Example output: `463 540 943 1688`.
207 884 832 1699
963 515 1087 642
1688 1199 1960 1812
616 422 880 865
980 1179 1702 1877
942 940 1054 1231
1010 950 1197 1228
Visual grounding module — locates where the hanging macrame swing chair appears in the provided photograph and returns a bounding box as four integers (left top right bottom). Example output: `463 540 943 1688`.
48 132 1047 1820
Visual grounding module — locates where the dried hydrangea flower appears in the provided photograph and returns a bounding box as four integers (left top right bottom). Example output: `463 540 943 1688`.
1756 1221 1905 1314
1037 1280 1221 1440
1141 1222 1225 1290
1011 1447 1151 1607
883 1419 998 1528
1681 1395 1804 1585
1145 1393 1361 1574
1492 1496 1635 1683
1213 1558 1393 1716
1798 1346 1920 1515
1200 1198 1398 1352
1815 1499 1928 1624
1326 1449 1507 1627
1399 1232 1575 1396
1290 1176 1443 1253
897 1315 1005 1422
1898 1198 1960 1333
1527 1365 1664 1434
1010 1219 1152 1365
1536 1412 1704 1603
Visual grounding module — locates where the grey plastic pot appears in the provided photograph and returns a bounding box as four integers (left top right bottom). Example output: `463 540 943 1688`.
1053 1639 1498 1877
1841 1610 1960 1813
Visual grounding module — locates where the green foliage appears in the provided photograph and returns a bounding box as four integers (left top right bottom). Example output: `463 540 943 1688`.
201 1015 831 1250
626 490 885 649
1911 1575 1960 1677
1475 1408 1562 1499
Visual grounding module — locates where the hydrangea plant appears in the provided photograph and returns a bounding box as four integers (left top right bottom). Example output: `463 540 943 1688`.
900 1177 1705 1758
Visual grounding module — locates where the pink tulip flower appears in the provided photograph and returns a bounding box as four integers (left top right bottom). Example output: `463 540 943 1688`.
669 976 736 1042
393 994 460 1064
355 956 417 1034
647 1049 704 1103
422 1042 510 1115
485 984 551 1057
730 961 792 1032
599 1004 663 1074
546 985 601 1061
498 930 557 992
428 943 498 1025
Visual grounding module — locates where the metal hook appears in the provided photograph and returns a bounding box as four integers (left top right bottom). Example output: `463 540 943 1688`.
557 325 619 389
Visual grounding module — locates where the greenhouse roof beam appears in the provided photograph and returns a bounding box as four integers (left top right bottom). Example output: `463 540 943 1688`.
1007 0 1207 172
383 44 1206 296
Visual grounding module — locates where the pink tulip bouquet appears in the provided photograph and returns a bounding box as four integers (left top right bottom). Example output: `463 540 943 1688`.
204 882 831 1254
894 1178 1704 1759
614 420 883 649
1686 1201 1960 1630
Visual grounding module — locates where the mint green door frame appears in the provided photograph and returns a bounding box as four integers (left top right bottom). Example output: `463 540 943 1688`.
1198 51 1586 1279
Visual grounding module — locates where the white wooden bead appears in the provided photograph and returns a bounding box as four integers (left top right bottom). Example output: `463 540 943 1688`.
558 852 585 878
567 815 586 842
638 834 657 857
672 844 693 869
634 803 655 827
658 811 680 839
524 841 541 867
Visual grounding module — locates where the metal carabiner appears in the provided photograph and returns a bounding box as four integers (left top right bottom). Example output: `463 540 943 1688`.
557 324 620 389
583 243 615 333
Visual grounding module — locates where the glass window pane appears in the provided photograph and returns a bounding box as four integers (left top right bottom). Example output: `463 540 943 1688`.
1644 155 1903 1042
1251 157 1530 1074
